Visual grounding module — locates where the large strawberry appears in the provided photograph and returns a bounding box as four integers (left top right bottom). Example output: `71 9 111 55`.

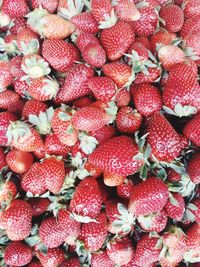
128 176 169 216
183 114 200 147
2 0 29 18
146 112 181 162
88 135 143 176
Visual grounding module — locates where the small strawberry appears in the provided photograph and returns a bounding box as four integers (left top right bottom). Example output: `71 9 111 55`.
4 241 32 266
164 193 185 221
44 133 70 157
150 30 177 54
106 237 134 266
71 12 99 34
28 261 43 267
13 76 29 97
1 199 32 241
0 112 17 146
183 0 200 19
6 149 34 174
116 106 143 134
69 177 102 220
76 32 99 51
42 39 80 72
100 21 135 61
131 83 162 116
135 36 152 50
31 0 58 13
90 125 117 145
183 114 200 147
117 179 134 200
91 251 113 267
22 99 48 119
82 42 106 68
115 89 131 107
113 0 140 22
146 112 181 162
186 153 200 184
134 66 161 84
88 135 143 176
79 211 108 251
84 162 103 178
27 198 50 217
36 248 65 267
186 223 200 250
180 15 200 38
128 176 169 216
56 64 94 103
159 4 184 33
2 0 29 18
0 90 20 110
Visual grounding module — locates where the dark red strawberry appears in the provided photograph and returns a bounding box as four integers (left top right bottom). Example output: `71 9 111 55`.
27 198 50 217
59 257 81 267
73 97 94 109
183 114 200 147
186 223 200 250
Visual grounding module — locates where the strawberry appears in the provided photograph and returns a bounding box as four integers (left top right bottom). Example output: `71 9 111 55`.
0 112 17 146
115 89 131 107
4 241 32 266
0 180 17 208
0 34 18 56
79 211 108 251
72 106 110 132
106 237 134 266
131 83 162 116
51 107 78 146
27 9 75 39
76 32 99 51
73 96 94 108
21 162 47 195
27 198 50 217
28 261 43 267
0 147 6 170
0 90 20 110
82 42 106 68
9 55 24 78
127 41 149 61
186 223 200 250
71 12 99 34
116 106 143 134
84 162 103 178
56 64 94 103
6 149 34 174
30 0 59 13
186 199 200 223
0 60 13 89
158 45 185 70
137 209 168 233
44 133 70 157
69 177 102 219
128 176 169 216
9 17 27 35
134 66 161 84
117 179 134 200
60 257 81 267
100 21 135 61
88 136 143 176
133 234 161 266
104 171 126 186
180 15 200 38
103 61 133 88
113 0 140 22
36 248 65 267
90 125 116 145
22 99 47 119
183 114 200 147
183 0 200 19
91 251 113 267
150 30 177 54
130 5 158 37
186 153 200 184
2 0 29 18
164 193 185 221
13 76 29 97
87 77 116 102
159 4 184 33
1 199 32 240
135 36 152 50
42 39 80 72
183 33 200 64
40 156 65 194
146 113 181 162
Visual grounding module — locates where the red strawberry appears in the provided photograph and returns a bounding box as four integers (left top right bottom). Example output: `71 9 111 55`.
167 169 181 182
106 237 134 266
2 0 28 18
13 76 29 97
158 45 185 70
6 149 34 174
71 12 99 34
22 99 48 119
131 83 162 116
36 248 65 267
0 147 6 170
76 32 99 51
7 99 25 117
91 251 113 267
73 96 94 108
90 125 116 145
9 17 27 35
17 27 40 55
100 21 135 61
79 211 108 251
69 177 102 219
117 179 134 200
186 223 200 250
116 106 143 134
21 162 47 195
88 136 143 176
44 133 70 157
115 89 131 107
135 36 152 50
9 55 24 78
103 61 133 88
42 39 80 72
133 234 161 266
28 261 43 267
150 30 177 54
4 241 32 266
159 4 184 33
187 153 200 184
128 176 169 216
113 0 140 22
59 257 81 267
146 113 181 162
183 0 200 19
27 198 50 217
1 199 32 240
0 61 13 89
30 0 58 13
164 193 185 221
82 42 106 68
130 5 158 37
0 112 17 146
84 162 103 178
0 90 20 110
134 66 161 84
127 41 149 61
183 114 200 147
186 199 200 223
56 64 94 103
183 33 200 64
0 180 17 208
180 15 200 38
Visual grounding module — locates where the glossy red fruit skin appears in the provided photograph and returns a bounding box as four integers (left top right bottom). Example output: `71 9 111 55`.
22 99 47 119
88 136 143 176
37 248 65 267
0 90 20 110
131 83 162 116
100 21 135 61
117 179 133 199
187 153 200 184
180 15 200 38
71 12 99 34
146 112 181 162
128 177 169 216
2 0 29 18
90 125 117 145
0 112 17 146
6 149 34 174
4 241 32 266
27 198 51 217
59 257 81 267
183 114 200 147
0 180 17 206
91 251 113 267
164 193 185 221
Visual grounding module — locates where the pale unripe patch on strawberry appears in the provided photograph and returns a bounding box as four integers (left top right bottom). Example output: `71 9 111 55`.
0 12 10 27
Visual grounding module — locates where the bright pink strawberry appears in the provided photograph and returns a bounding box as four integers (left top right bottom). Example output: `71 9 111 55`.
2 0 29 18
36 248 65 267
186 153 200 184
180 15 200 38
71 12 99 34
91 251 113 267
183 114 200 147
164 193 185 221
183 0 200 19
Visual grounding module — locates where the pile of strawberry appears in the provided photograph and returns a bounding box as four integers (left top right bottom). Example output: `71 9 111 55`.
0 0 200 266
